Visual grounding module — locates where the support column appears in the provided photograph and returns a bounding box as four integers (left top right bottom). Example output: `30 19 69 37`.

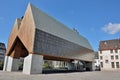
74 60 79 70
3 56 19 72
78 61 84 70
91 61 95 71
67 62 74 70
3 56 8 71
23 54 43 74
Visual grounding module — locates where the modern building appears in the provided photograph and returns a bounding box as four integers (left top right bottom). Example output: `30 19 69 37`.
98 39 120 71
0 42 6 70
3 3 94 74
0 42 6 62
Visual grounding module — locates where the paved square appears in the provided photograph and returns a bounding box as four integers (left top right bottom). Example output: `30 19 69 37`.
0 71 120 80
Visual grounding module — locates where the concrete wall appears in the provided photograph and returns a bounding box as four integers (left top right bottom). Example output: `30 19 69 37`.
4 56 19 71
3 56 8 71
23 54 43 74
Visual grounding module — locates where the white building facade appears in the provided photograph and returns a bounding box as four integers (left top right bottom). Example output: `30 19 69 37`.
98 39 120 71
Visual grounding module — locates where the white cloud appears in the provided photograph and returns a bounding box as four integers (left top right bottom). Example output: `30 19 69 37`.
102 23 120 34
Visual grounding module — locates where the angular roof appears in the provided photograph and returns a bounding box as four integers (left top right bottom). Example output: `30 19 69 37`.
6 3 94 61
29 3 93 50
99 39 120 50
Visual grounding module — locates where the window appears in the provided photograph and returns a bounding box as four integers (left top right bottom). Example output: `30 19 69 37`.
116 62 119 68
62 62 64 67
64 62 67 66
115 49 118 53
0 49 5 53
94 61 96 63
115 55 119 59
110 50 113 53
111 62 115 68
105 60 108 63
63 62 66 67
100 56 103 60
56 61 59 66
100 50 102 54
111 56 114 60
59 61 62 67
100 62 103 68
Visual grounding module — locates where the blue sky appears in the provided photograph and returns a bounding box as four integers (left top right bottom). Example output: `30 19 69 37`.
0 0 120 51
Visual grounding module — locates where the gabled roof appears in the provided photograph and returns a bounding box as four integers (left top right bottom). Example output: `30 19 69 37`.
6 3 94 61
29 3 93 50
99 39 120 50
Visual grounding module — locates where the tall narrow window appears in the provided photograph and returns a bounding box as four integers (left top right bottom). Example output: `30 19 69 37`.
115 55 119 59
116 62 119 68
111 56 114 60
111 62 115 68
56 61 58 66
100 56 103 60
110 50 113 53
59 61 62 67
100 62 103 68
115 49 118 53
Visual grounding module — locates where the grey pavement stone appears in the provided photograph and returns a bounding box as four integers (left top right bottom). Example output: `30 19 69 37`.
0 71 120 80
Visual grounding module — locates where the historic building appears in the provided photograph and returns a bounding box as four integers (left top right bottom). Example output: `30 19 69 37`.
99 39 120 71
3 3 94 74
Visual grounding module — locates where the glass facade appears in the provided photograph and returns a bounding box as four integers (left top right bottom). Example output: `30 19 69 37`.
34 29 93 59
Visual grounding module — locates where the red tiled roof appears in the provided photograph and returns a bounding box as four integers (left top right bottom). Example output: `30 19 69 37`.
99 39 120 50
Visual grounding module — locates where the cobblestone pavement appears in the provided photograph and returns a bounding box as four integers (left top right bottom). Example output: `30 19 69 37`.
0 71 120 80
